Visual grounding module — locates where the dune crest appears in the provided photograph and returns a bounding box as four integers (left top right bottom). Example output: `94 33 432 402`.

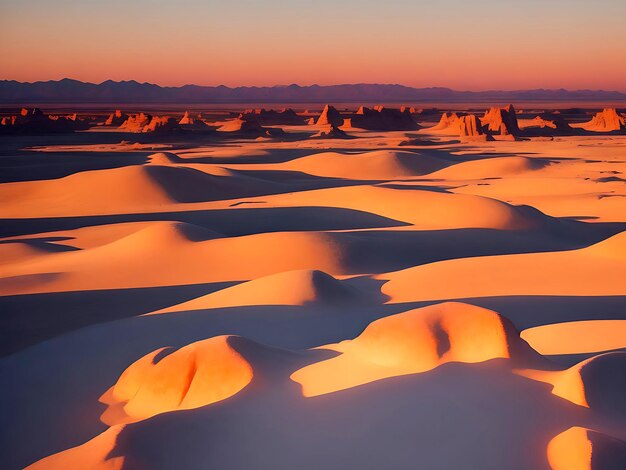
381 231 626 303
547 426 626 470
428 155 548 179
291 302 536 397
282 149 449 179
100 335 253 425
26 426 125 470
153 269 362 314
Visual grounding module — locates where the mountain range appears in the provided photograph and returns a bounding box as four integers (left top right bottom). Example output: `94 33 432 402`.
1 78 625 104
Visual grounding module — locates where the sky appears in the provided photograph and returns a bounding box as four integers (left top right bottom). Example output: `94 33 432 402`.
1 0 625 91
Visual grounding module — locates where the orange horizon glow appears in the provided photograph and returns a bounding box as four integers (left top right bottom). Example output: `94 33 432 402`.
1 0 626 92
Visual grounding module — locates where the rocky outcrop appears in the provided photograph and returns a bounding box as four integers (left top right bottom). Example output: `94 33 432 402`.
345 106 419 131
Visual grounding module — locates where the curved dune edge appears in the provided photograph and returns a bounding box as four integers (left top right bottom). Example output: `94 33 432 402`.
427 155 549 180
0 224 347 296
290 302 538 397
262 184 550 230
281 149 450 179
150 269 363 314
26 425 125 470
0 162 290 217
380 230 626 303
100 335 253 426
521 320 626 355
516 352 626 411
547 426 626 470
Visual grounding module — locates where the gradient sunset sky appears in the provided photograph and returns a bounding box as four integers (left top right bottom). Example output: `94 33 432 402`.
1 0 625 90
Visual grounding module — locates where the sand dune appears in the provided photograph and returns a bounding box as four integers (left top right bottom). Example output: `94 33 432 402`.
0 163 303 216
518 352 626 418
262 184 558 230
291 302 539 396
521 320 626 355
153 269 362 313
428 155 549 179
26 426 125 470
381 231 626 302
548 427 626 470
0 223 349 294
100 335 254 425
281 150 449 179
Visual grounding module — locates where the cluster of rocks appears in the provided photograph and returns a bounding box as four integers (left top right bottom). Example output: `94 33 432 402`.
0 108 89 134
344 106 419 131
238 108 305 125
108 110 211 133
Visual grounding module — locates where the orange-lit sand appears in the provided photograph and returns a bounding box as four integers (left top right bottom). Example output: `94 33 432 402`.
100 335 253 425
291 302 536 397
522 320 626 355
3 104 626 470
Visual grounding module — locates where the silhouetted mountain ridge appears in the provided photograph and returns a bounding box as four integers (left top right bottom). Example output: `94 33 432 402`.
1 78 625 103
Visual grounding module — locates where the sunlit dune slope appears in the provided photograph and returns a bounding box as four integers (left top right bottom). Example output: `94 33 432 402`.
291 302 539 397
428 156 550 179
547 426 626 470
26 426 125 470
381 231 626 302
281 150 450 179
0 163 292 216
152 269 363 314
260 185 553 230
0 222 347 295
521 320 626 355
517 352 626 413
100 335 254 425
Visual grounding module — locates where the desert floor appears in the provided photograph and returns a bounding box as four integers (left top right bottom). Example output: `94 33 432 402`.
1 106 626 469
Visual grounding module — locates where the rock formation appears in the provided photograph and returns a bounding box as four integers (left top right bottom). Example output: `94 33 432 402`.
581 108 626 132
345 106 419 131
104 110 128 126
481 104 520 136
119 113 151 132
315 105 344 127
239 108 305 125
0 108 88 134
